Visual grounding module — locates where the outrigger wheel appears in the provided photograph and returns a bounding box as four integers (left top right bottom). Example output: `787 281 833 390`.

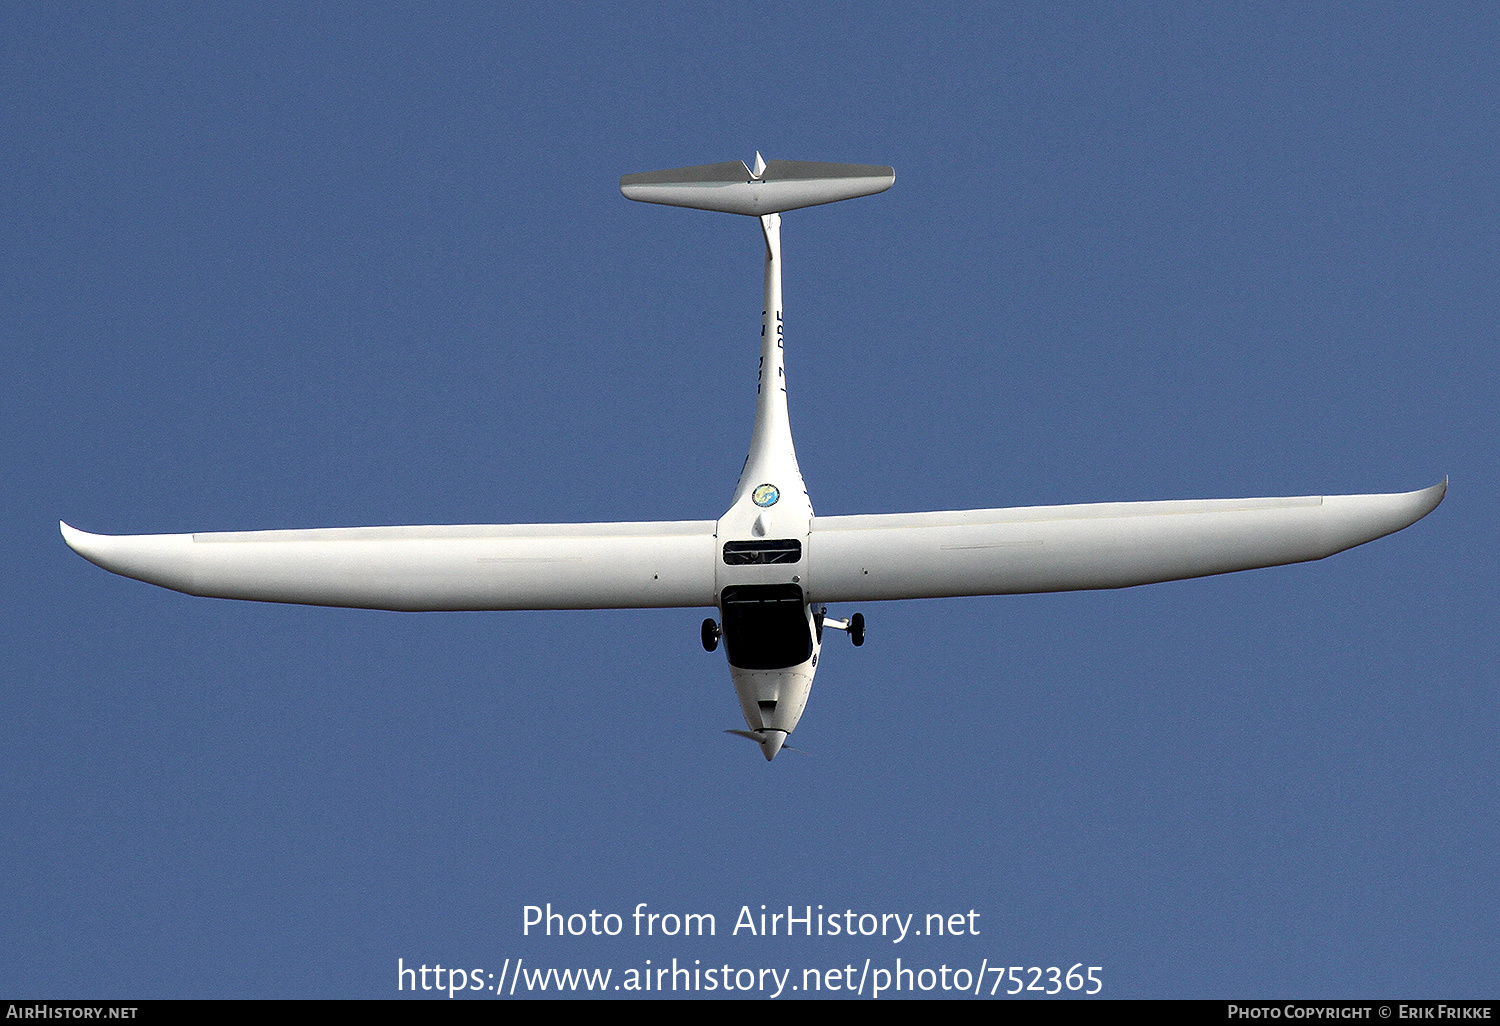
701 618 721 652
850 612 865 647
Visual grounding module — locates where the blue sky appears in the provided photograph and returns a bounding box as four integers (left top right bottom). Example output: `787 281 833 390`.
4 3 1495 999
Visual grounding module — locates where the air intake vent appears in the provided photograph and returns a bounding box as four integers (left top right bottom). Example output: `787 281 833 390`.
723 539 802 565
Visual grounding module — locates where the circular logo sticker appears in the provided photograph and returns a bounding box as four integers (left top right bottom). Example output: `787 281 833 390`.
752 483 780 508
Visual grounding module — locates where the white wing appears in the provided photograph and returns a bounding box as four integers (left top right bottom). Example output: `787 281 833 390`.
62 482 1444 611
806 481 1445 603
61 520 717 611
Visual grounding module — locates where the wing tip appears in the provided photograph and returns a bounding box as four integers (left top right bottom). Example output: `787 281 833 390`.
60 520 88 553
1413 477 1447 519
60 521 117 567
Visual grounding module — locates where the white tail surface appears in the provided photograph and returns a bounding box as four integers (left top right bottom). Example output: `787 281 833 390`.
620 158 894 215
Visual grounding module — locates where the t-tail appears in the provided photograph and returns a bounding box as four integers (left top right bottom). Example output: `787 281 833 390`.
619 155 893 512
620 156 894 216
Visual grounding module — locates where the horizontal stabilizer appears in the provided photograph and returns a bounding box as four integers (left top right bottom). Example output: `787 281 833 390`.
621 159 894 215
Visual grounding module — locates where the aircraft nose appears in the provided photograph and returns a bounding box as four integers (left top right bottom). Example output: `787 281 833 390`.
760 730 786 761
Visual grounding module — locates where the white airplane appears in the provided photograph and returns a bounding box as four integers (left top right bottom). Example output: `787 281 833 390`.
62 156 1445 761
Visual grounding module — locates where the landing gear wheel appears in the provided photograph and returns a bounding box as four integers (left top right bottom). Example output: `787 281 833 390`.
849 612 865 647
701 618 721 652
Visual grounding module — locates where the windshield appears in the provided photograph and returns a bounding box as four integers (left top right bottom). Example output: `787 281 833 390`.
720 584 813 669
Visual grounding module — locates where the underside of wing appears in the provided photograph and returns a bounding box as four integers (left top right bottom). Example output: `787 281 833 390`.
807 481 1446 603
61 520 718 611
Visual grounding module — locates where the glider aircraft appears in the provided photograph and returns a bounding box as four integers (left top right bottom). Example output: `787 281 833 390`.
63 156 1445 760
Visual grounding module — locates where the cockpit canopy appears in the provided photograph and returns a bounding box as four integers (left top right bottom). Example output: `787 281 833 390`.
719 584 812 669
